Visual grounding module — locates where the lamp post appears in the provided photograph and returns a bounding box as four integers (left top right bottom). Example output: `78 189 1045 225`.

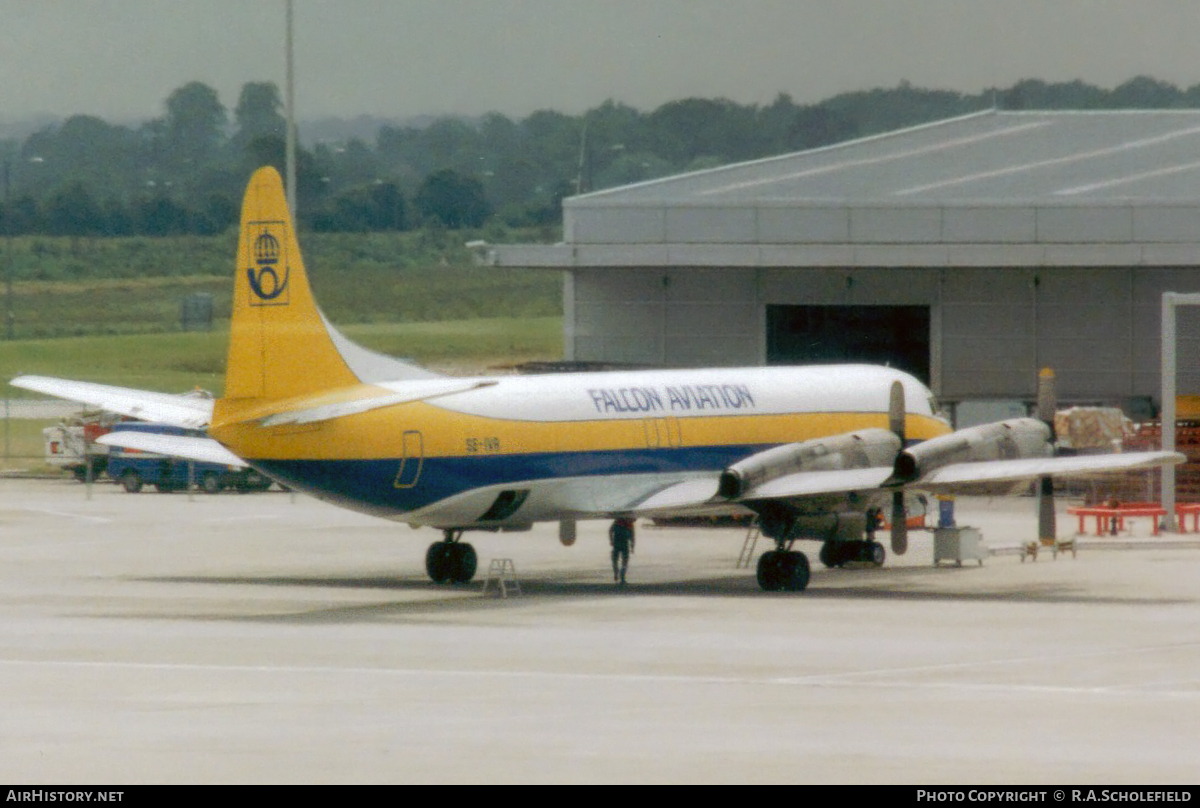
3 157 10 469
4 155 43 340
4 157 12 341
1159 292 1200 531
285 0 296 219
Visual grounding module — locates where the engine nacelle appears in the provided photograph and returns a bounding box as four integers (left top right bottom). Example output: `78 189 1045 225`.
719 428 901 499
891 417 1051 482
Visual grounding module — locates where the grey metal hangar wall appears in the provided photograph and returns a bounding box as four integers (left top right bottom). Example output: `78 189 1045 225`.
494 110 1200 412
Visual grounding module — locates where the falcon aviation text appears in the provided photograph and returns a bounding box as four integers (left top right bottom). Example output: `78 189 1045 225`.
587 383 756 415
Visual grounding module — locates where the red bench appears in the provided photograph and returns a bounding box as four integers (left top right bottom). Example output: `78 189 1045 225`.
1174 503 1200 533
1067 503 1166 536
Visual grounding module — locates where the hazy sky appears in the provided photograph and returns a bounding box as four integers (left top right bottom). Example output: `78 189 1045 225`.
4 0 1200 123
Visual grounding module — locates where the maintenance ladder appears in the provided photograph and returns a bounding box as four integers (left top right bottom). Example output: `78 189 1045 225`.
481 558 522 598
737 519 760 568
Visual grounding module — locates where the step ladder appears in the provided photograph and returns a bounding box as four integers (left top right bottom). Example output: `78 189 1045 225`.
736 519 760 568
481 558 522 597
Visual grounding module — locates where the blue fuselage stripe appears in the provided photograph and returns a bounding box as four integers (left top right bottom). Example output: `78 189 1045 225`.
253 444 770 516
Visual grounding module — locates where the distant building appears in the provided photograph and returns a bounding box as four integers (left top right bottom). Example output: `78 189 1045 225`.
494 110 1200 420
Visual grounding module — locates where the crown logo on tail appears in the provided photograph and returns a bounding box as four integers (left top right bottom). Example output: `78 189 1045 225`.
247 226 289 304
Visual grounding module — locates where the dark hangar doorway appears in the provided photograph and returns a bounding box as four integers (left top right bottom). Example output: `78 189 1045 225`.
766 305 931 384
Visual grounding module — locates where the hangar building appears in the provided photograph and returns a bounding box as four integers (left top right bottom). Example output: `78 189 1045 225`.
493 109 1200 418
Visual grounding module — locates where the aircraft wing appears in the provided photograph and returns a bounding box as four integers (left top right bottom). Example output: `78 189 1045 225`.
10 375 213 429
630 467 894 515
96 431 247 467
907 450 1185 494
626 451 1183 516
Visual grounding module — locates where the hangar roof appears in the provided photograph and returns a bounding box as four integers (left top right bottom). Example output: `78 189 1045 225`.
578 109 1200 204
494 109 1200 269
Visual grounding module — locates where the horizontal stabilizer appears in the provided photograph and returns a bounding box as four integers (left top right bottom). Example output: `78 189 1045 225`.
10 375 213 429
97 431 246 467
912 450 1185 492
259 379 498 426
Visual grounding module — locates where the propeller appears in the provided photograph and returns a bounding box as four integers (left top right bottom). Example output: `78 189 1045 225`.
888 380 908 555
1036 368 1057 544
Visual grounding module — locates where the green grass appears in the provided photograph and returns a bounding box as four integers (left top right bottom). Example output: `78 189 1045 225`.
2 331 231 392
7 263 562 340
1 229 563 339
0 418 57 471
344 317 563 365
12 275 232 339
1 315 563 396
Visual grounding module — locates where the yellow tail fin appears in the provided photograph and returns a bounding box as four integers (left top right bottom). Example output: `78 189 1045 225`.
223 167 360 402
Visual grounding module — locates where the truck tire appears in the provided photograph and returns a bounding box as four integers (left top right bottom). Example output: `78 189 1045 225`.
120 471 143 493
240 471 272 492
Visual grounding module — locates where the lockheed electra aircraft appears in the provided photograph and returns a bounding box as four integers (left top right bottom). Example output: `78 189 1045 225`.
13 167 1184 592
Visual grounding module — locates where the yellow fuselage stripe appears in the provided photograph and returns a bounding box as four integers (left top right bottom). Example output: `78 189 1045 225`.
211 402 950 462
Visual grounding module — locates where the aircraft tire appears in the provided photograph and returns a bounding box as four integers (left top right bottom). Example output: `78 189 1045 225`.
425 542 452 584
779 551 811 592
756 551 783 591
820 541 853 568
758 551 810 592
449 543 477 584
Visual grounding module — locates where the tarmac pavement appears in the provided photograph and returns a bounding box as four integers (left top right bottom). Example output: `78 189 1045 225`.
1 478 1198 783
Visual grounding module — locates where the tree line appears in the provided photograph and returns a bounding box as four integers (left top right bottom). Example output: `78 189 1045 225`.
2 75 1199 238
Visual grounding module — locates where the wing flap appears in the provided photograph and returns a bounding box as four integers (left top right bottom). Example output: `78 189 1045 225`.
631 478 721 512
11 375 213 428
745 466 895 499
630 478 753 518
628 467 895 516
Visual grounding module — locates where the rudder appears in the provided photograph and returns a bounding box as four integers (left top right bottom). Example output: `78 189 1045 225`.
223 167 361 402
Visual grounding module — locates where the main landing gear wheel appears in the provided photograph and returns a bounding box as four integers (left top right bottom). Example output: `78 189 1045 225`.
819 540 887 568
756 550 811 592
425 532 478 585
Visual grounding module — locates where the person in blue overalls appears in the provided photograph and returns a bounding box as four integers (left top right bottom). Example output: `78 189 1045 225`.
609 517 636 585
